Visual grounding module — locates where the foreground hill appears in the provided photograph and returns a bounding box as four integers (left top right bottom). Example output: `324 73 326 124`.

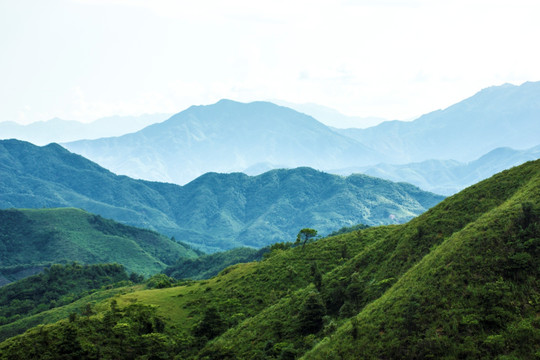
336 81 540 163
0 207 197 283
63 99 383 184
1 160 538 359
332 144 540 195
0 139 442 252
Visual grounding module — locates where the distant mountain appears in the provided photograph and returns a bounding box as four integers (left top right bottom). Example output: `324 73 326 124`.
335 81 540 163
0 113 170 145
64 99 383 184
270 100 387 128
331 145 540 195
0 207 197 283
0 140 443 253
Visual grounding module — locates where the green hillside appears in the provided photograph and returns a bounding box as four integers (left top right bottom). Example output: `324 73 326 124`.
0 139 443 252
1 160 538 359
0 207 197 282
163 247 269 280
0 262 140 341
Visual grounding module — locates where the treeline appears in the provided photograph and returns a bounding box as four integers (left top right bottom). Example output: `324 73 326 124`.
163 247 269 280
0 263 141 327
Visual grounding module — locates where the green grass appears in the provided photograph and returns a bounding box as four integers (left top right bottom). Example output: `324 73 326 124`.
0 160 539 359
0 207 197 280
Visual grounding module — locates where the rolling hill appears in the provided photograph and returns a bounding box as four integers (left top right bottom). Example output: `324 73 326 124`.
0 139 443 252
0 207 197 284
0 159 538 359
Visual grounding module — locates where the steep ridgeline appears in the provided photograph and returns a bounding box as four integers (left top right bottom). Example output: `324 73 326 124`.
0 160 538 359
0 140 443 252
0 207 197 283
332 144 540 195
336 81 540 163
63 99 383 184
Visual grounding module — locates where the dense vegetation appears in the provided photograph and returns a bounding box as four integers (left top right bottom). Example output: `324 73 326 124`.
0 139 443 252
163 247 269 280
0 207 197 283
0 160 538 359
0 262 142 342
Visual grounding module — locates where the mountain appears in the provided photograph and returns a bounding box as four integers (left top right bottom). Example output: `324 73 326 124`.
331 144 540 195
270 99 387 128
63 99 383 184
0 207 197 283
62 83 540 185
336 81 540 163
0 113 170 145
0 159 538 359
0 139 442 252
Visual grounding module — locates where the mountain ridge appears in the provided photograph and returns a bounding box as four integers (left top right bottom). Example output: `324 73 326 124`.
0 113 171 145
0 139 443 252
330 144 540 195
335 81 540 163
63 99 384 184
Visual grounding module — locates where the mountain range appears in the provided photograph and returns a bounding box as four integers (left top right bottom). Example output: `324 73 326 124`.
0 139 443 252
0 113 170 145
335 81 540 163
331 144 540 195
61 82 540 188
1 159 538 359
64 99 382 184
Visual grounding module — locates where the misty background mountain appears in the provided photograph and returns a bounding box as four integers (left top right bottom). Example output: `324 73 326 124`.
64 99 383 184
331 145 540 195
269 99 388 128
335 81 540 163
61 82 540 190
0 113 171 145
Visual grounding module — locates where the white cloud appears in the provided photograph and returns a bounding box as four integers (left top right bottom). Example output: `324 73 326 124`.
2 0 540 123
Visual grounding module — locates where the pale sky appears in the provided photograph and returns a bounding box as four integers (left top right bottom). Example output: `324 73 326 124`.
1 0 540 124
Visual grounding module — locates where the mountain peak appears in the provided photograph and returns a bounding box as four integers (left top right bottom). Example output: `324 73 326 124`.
64 101 381 184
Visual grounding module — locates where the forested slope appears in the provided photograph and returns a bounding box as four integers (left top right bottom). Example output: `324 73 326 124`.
1 160 538 359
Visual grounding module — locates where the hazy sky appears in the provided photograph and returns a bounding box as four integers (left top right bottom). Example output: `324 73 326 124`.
2 0 540 124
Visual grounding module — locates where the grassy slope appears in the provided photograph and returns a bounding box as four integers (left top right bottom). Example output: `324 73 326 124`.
0 208 197 280
197 160 540 359
0 160 538 359
303 160 540 359
163 247 269 280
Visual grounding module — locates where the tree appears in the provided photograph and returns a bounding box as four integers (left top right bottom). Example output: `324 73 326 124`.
298 290 326 335
296 228 318 249
193 306 225 340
